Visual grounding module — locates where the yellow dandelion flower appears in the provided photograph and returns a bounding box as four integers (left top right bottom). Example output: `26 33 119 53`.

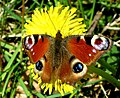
43 83 49 94
26 2 86 96
43 83 53 95
57 82 64 96
33 73 38 79
28 63 34 69
48 83 53 95
38 77 42 85
41 83 46 89
63 83 69 93
24 3 86 38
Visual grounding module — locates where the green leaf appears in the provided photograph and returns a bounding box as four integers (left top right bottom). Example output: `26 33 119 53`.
107 56 118 64
111 46 119 54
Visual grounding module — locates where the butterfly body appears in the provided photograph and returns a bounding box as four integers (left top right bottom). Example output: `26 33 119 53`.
23 31 112 85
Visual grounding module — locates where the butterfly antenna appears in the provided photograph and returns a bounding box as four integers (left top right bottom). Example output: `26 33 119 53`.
60 7 70 31
46 11 57 31
60 16 68 31
46 6 70 33
46 6 71 34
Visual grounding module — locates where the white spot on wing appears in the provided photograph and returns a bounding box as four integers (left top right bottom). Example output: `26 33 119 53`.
31 48 33 52
91 35 99 47
33 52 35 55
81 36 85 41
38 35 42 39
91 35 109 50
25 35 35 49
89 54 92 56
92 49 96 53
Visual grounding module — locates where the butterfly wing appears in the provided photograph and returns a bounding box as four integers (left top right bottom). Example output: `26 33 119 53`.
64 35 112 66
23 34 55 82
23 34 112 85
56 35 112 84
23 35 52 63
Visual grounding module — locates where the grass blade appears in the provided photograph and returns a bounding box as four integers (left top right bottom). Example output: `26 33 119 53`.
88 66 120 89
2 61 20 97
2 42 22 81
18 77 32 97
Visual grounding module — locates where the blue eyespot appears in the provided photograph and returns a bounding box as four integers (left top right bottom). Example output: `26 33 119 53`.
36 61 43 71
73 62 83 73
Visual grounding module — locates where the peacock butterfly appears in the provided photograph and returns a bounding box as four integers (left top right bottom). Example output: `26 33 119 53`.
23 30 112 85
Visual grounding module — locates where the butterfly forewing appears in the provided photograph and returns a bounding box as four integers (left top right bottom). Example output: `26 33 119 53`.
64 35 112 66
23 35 53 63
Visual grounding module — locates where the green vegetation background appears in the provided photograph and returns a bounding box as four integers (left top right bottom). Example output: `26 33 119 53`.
0 0 120 97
